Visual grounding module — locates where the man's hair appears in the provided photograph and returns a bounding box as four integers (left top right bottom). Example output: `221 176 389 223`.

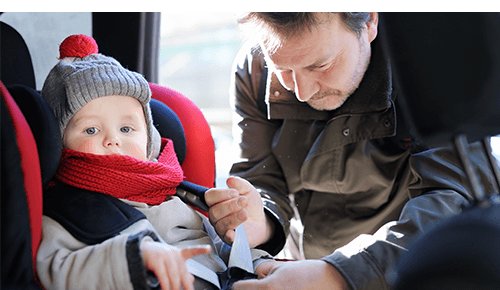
238 12 371 53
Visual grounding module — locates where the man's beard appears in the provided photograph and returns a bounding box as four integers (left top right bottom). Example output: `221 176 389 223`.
306 89 350 111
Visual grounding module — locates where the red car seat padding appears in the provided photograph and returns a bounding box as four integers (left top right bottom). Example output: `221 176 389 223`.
149 83 216 188
1 81 42 278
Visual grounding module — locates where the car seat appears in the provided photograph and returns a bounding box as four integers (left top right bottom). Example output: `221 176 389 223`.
150 82 216 189
1 20 216 288
379 12 500 289
1 82 46 290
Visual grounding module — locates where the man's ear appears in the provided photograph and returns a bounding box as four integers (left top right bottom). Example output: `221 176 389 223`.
367 12 379 43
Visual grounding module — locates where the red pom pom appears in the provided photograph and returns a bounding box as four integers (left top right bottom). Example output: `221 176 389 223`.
58 34 98 59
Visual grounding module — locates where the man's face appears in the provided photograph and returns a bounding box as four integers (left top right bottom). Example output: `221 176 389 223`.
263 13 378 111
63 95 149 161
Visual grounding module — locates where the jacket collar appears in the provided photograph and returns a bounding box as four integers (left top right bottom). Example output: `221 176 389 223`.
265 37 393 121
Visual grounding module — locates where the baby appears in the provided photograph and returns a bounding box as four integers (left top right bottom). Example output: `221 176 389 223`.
36 34 274 290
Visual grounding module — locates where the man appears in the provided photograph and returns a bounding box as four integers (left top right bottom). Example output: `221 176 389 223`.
205 12 496 289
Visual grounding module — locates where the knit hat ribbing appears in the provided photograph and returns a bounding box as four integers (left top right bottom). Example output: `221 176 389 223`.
41 35 156 158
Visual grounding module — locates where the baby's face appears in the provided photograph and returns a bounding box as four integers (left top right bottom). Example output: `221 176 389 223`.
63 95 148 161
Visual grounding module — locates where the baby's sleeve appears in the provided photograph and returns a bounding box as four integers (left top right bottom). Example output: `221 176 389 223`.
36 215 156 290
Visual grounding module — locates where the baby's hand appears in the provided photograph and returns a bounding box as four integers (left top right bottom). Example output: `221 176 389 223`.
141 240 211 290
254 260 283 279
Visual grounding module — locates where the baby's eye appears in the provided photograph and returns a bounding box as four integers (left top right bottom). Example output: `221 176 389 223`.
120 126 132 133
85 127 99 135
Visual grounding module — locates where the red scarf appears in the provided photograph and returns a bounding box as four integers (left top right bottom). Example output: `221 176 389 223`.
53 138 184 205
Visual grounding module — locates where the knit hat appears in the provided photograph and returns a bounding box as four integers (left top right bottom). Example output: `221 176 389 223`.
41 34 159 159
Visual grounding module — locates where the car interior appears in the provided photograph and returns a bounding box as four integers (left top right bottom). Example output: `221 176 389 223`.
1 12 216 289
3 11 500 289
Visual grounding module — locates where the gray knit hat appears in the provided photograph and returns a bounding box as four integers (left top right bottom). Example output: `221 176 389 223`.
41 35 158 158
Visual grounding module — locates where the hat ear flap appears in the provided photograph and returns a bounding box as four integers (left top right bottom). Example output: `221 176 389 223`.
148 126 161 161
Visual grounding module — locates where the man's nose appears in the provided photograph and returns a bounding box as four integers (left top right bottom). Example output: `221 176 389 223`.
282 71 319 102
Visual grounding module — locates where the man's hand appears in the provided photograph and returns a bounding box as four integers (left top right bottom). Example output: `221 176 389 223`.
205 176 273 248
141 240 211 290
232 260 352 290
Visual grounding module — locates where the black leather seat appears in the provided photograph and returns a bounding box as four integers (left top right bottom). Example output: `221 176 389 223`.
380 13 500 289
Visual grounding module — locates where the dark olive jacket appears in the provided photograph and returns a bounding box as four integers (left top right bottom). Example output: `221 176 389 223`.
229 37 498 289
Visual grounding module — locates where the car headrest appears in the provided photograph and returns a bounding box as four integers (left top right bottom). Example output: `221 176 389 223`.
7 84 61 188
0 22 36 90
149 82 215 188
150 98 187 164
380 13 500 147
